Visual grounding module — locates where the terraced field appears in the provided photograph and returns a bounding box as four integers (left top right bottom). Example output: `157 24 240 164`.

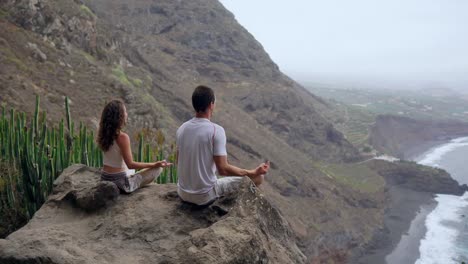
306 85 468 152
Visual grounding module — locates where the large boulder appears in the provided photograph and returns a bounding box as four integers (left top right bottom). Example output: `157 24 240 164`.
0 164 306 264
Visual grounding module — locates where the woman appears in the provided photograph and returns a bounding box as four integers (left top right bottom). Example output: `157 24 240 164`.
97 99 171 193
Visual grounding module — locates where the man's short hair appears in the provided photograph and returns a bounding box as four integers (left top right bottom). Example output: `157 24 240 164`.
192 85 215 113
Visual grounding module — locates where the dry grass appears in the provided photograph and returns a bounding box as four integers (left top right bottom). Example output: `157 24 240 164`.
318 162 385 193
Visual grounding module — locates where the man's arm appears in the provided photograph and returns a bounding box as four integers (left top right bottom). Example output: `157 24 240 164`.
214 155 269 178
212 125 269 179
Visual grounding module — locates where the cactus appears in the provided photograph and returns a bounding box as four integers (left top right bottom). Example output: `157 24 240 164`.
8 109 14 159
138 133 143 162
34 95 39 138
65 97 72 136
145 144 150 163
0 96 177 224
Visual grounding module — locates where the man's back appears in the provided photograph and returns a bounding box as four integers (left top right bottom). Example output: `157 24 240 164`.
176 117 226 194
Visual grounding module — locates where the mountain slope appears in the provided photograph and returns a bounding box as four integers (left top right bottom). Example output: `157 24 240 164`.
0 0 414 261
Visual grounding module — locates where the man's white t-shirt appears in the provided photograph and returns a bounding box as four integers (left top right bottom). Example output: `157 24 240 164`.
176 117 227 194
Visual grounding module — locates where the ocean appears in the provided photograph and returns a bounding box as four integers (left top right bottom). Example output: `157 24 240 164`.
415 137 468 264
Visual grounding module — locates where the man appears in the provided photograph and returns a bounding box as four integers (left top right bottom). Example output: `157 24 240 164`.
176 85 269 205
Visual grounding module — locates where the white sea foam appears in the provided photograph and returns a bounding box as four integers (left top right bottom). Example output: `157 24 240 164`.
418 137 468 167
415 193 468 264
450 136 468 144
415 136 468 264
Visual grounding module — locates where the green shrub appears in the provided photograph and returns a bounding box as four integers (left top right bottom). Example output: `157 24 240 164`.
362 146 372 153
130 78 143 87
0 9 8 19
0 160 27 238
80 5 95 19
112 65 133 88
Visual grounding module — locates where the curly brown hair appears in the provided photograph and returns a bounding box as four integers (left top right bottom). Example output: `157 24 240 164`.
97 99 126 152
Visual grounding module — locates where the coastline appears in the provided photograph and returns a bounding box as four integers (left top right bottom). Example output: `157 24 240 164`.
354 187 436 264
355 138 457 264
402 139 451 161
385 196 437 264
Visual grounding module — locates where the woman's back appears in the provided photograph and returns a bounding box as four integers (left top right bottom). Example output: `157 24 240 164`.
103 140 127 171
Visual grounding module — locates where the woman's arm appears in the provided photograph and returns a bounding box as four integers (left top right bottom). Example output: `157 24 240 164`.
117 132 171 170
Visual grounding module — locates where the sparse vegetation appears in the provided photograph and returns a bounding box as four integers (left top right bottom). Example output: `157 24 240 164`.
0 8 8 19
362 146 372 153
79 5 95 19
112 65 133 88
130 78 143 87
112 65 151 90
79 50 96 63
0 44 29 72
145 74 153 83
6 55 28 72
318 162 384 193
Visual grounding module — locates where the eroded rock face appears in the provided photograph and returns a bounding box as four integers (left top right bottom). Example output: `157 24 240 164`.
369 115 468 158
0 164 306 264
3 0 98 54
367 159 468 195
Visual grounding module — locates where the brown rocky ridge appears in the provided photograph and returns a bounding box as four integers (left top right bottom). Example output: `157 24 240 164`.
0 164 306 264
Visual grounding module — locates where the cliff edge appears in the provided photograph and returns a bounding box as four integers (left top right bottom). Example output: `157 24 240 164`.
0 165 306 264
369 115 468 158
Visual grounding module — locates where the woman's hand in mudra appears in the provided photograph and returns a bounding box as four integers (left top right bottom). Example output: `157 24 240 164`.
154 160 173 168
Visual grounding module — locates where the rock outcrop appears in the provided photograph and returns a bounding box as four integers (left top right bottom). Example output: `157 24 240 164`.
0 164 306 264
367 159 468 195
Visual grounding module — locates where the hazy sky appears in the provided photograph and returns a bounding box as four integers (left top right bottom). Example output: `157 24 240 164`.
220 0 468 90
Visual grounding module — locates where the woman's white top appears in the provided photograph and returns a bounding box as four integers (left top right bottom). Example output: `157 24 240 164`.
103 141 128 170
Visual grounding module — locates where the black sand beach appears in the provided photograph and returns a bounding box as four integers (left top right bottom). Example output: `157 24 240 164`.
385 202 436 264
354 140 450 264
403 139 450 161
355 187 435 264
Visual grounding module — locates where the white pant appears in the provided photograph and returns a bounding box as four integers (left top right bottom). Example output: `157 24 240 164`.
178 177 243 205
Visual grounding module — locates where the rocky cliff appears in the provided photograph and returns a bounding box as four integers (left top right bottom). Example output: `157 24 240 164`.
0 165 306 264
369 115 468 158
367 159 468 195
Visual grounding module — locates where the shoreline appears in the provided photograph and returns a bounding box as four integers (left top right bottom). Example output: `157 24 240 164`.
385 200 437 264
355 138 459 264
402 139 451 161
354 187 436 264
